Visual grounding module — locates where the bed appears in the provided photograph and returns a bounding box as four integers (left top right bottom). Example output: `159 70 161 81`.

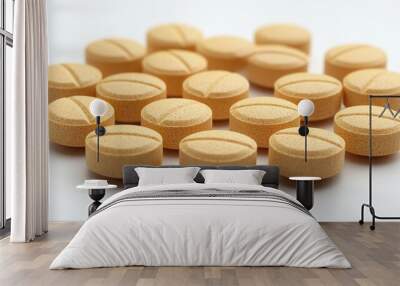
50 165 350 269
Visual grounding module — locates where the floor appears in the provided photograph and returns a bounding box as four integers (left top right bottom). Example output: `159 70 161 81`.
0 222 399 286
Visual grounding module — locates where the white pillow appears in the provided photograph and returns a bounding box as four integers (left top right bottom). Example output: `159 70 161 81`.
200 169 266 185
135 167 200 186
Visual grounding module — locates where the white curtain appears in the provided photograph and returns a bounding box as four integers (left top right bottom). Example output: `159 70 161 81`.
7 0 49 242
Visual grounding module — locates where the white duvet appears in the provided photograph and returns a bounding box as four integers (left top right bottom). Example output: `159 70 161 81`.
50 183 350 269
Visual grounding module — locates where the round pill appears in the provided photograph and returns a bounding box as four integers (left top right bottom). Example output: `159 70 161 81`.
48 63 102 103
96 72 166 123
183 70 249 120
324 44 387 80
196 36 254 71
334 105 400 157
141 98 212 149
268 127 345 179
343 69 400 109
254 23 311 54
230 97 300 148
274 73 342 121
179 130 257 166
246 45 308 89
142 49 207 97
85 38 146 77
85 125 163 179
49 96 115 147
147 23 203 52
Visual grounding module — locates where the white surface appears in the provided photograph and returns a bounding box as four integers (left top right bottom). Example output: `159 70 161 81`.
76 185 117 190
136 167 200 186
50 183 350 269
289 177 322 181
48 0 400 222
200 169 266 185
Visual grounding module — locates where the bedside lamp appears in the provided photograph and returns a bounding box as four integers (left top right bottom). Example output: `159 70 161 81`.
89 99 108 162
297 99 315 162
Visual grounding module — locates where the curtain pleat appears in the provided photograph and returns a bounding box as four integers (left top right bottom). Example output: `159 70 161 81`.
9 0 27 242
9 0 48 242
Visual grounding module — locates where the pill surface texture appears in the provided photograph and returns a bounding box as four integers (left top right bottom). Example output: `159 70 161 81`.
334 105 400 157
268 127 345 179
141 98 212 149
230 97 300 148
142 49 207 97
85 38 146 77
255 23 311 54
85 125 163 178
196 36 254 71
96 72 166 123
274 72 342 121
183 70 249 120
49 95 115 147
343 69 400 109
147 23 203 52
48 63 102 103
179 130 257 166
246 45 308 88
324 44 387 80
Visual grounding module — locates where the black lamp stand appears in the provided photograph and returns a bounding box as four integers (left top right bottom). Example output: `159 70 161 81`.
298 116 309 162
88 188 105 216
95 116 106 162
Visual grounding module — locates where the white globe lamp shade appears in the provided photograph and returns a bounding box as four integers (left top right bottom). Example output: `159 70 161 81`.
298 99 315 117
90 99 108 117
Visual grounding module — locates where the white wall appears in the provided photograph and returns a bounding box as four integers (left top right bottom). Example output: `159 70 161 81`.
48 0 400 221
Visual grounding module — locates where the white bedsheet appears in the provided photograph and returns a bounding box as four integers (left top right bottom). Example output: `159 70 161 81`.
50 183 350 269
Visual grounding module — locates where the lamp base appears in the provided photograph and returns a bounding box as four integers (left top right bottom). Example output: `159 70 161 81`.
296 180 314 210
88 188 105 216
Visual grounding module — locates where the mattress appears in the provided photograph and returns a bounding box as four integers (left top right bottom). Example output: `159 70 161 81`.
50 183 350 269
